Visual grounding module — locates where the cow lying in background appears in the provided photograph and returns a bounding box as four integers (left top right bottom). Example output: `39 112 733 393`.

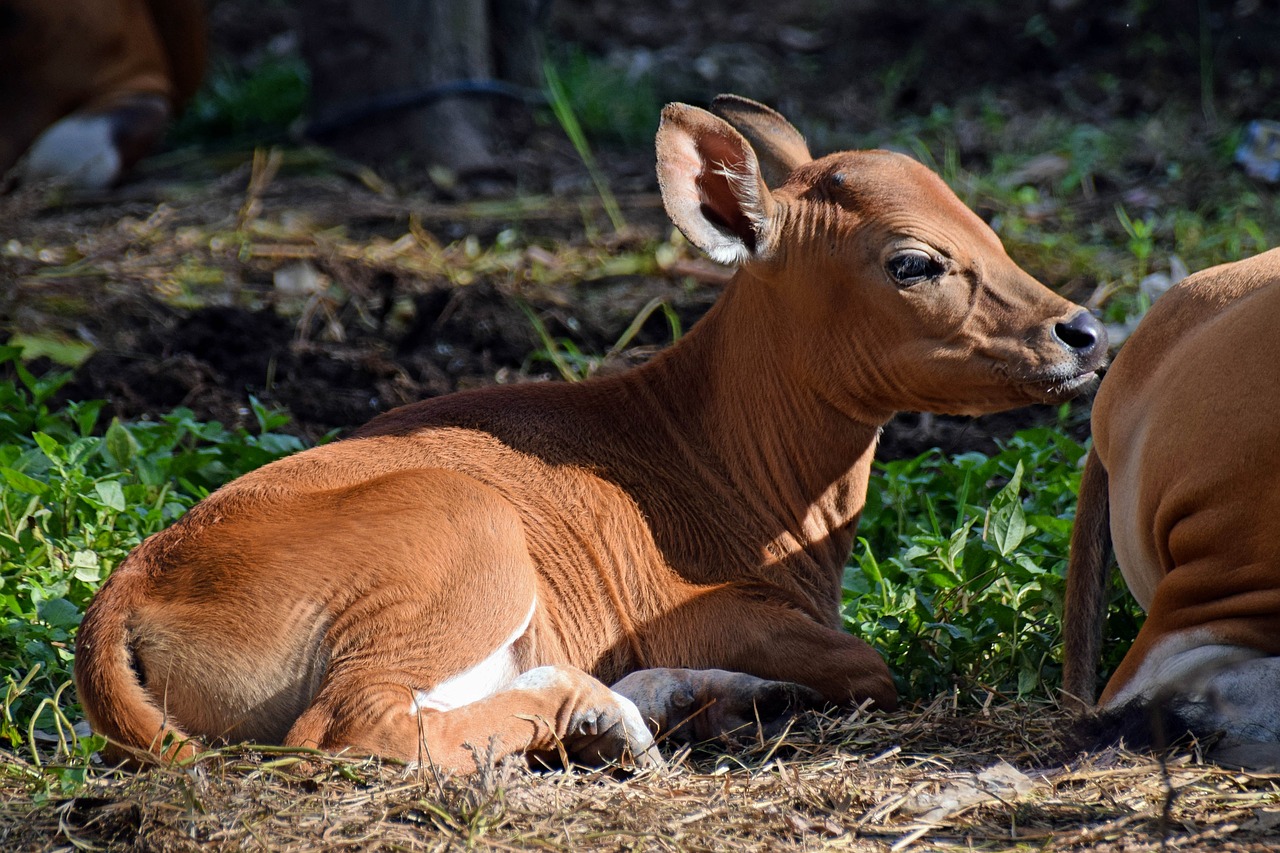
0 0 205 189
75 96 1108 773
1063 248 1280 767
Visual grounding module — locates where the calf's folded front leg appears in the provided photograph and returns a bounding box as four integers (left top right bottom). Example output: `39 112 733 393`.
284 664 659 774
641 585 898 711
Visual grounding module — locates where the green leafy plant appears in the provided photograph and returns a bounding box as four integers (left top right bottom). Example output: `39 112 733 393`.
168 54 310 147
0 347 309 750
845 426 1143 701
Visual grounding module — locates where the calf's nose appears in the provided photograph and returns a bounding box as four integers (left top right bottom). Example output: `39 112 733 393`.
1053 310 1107 361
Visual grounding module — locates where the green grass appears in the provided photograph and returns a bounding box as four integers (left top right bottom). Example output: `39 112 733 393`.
521 296 682 382
0 341 1140 779
0 347 308 758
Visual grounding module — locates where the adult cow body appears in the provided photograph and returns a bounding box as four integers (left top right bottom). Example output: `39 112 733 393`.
76 97 1108 773
1063 248 1280 765
0 0 205 188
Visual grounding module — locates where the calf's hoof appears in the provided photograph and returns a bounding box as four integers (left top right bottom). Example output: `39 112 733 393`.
511 665 661 771
612 667 823 745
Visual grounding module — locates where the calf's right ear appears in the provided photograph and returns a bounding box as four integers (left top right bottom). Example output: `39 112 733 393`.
656 103 779 267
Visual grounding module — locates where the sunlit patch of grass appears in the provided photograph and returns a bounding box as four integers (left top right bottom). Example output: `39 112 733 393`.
0 347 310 750
847 426 1143 701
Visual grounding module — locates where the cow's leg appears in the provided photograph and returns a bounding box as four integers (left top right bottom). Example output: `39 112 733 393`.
612 667 821 744
19 93 170 189
285 665 657 774
1191 656 1280 769
1088 627 1280 769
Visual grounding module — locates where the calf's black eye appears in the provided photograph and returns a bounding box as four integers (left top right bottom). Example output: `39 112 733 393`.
886 250 945 286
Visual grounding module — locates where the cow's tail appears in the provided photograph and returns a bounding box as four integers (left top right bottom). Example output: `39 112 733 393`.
1061 447 1114 709
73 557 201 764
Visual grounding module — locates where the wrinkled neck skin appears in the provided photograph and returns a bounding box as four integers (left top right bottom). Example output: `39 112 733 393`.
617 266 884 621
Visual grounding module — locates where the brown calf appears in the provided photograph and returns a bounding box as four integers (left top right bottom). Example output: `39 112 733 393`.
1063 248 1280 767
0 0 205 188
75 96 1107 772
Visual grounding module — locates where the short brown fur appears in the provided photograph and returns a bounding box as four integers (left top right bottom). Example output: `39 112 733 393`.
1063 248 1280 707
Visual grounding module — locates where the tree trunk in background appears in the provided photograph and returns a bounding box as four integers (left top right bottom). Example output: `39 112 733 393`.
489 0 545 87
299 0 547 174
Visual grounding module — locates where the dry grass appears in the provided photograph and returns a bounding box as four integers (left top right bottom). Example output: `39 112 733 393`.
4 698 1279 851
0 155 680 314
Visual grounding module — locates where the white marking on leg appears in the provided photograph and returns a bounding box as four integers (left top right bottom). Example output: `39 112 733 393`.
410 598 536 714
1105 628 1265 707
20 115 122 189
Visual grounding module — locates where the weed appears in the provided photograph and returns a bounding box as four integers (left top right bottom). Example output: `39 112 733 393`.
544 48 661 148
0 346 308 750
541 60 627 234
1116 205 1156 282
846 426 1143 701
168 54 310 147
521 296 681 382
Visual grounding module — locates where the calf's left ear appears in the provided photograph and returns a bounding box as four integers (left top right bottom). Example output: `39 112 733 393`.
655 103 779 266
709 94 812 187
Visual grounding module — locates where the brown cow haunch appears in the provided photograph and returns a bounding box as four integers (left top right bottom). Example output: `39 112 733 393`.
1063 248 1280 769
75 96 1107 773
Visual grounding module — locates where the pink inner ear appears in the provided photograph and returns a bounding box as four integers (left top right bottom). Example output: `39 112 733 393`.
696 131 758 252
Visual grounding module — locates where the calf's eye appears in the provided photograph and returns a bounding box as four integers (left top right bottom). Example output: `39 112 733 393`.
886 250 945 287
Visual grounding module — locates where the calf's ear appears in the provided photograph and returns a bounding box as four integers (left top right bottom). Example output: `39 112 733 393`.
709 94 812 188
655 103 779 266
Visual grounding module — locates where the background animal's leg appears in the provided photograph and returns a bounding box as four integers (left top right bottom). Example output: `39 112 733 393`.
612 667 822 745
1083 629 1280 769
1195 656 1280 770
284 664 658 774
641 587 898 710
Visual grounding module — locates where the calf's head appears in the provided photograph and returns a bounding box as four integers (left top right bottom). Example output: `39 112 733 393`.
656 96 1107 420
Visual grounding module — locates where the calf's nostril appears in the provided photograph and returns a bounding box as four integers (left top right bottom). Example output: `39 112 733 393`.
1053 310 1105 354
